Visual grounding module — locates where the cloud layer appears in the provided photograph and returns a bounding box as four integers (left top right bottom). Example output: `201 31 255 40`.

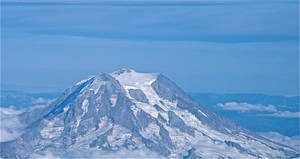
216 102 300 118
259 111 300 118
31 148 165 159
216 102 277 112
0 106 25 142
259 132 300 151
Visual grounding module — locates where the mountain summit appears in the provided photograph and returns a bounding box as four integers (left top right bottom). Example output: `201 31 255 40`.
1 69 299 158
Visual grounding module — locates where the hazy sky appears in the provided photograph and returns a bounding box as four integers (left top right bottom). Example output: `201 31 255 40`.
1 0 299 95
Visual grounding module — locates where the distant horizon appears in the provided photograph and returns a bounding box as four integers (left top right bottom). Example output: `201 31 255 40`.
2 88 299 98
2 68 299 96
1 83 299 98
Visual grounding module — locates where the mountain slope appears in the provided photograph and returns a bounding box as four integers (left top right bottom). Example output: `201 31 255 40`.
1 69 299 158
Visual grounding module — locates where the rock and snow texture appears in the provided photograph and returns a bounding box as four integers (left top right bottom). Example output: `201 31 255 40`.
1 69 299 159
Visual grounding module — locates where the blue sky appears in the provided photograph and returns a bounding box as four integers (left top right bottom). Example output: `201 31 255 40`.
1 0 299 95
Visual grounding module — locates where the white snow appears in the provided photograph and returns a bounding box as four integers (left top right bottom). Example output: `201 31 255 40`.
130 105 140 117
75 99 89 129
75 76 94 86
140 123 161 141
111 69 161 118
90 79 105 95
135 102 159 118
75 118 81 128
198 110 208 117
40 118 64 139
110 95 117 107
86 78 105 94
82 99 89 114
107 125 132 149
111 69 158 90
63 105 70 112
124 85 138 90
111 69 158 104
98 117 111 130
73 117 113 149
158 112 169 122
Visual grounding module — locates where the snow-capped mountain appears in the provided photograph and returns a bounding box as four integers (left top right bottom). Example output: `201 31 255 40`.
1 69 299 158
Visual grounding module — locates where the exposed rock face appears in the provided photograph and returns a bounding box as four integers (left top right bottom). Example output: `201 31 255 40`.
1 69 299 159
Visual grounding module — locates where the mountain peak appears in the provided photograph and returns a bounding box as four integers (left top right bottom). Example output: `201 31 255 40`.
110 69 159 91
111 68 136 75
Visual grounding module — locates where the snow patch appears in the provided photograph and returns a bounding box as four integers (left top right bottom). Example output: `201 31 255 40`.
198 110 208 117
112 69 162 118
75 76 94 86
74 117 113 148
75 99 89 129
159 112 169 122
107 125 132 149
110 95 117 107
111 69 158 101
40 118 64 139
135 102 159 118
130 105 140 117
124 85 138 90
63 105 70 113
82 99 89 114
140 123 160 141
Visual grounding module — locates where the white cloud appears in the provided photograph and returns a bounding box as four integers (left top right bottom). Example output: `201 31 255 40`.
0 106 25 142
259 111 300 118
216 102 277 112
31 148 166 159
31 151 61 159
32 98 56 108
216 102 300 118
32 97 48 104
0 104 54 142
0 106 23 115
259 132 300 151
